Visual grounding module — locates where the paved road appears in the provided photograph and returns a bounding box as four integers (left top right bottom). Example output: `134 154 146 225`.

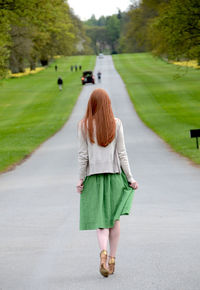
0 56 200 290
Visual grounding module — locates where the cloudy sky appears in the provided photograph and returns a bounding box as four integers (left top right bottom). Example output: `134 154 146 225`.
68 0 132 20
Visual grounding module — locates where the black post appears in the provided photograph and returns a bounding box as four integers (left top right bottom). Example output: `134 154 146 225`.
196 137 199 149
190 129 200 149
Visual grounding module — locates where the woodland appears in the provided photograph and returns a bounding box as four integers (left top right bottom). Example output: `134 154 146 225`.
0 0 200 79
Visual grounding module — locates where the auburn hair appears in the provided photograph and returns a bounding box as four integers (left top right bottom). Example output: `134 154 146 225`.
82 88 116 147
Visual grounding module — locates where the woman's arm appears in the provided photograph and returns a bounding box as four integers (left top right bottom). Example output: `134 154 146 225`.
77 121 88 181
116 119 136 185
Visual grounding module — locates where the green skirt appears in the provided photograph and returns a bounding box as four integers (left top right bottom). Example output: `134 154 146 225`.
79 170 135 230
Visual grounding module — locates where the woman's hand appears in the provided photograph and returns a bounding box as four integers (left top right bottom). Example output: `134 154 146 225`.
129 181 138 190
76 179 84 193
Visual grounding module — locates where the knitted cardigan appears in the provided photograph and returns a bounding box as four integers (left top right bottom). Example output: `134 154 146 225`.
78 118 135 183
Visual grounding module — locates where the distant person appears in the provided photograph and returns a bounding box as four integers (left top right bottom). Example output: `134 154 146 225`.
79 65 82 71
57 77 63 91
55 65 58 71
77 88 138 277
70 65 73 72
97 71 102 82
75 65 78 72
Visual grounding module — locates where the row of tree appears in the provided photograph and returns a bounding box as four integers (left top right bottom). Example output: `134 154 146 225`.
1 0 199 78
0 0 92 78
84 12 123 54
122 0 200 64
84 0 200 64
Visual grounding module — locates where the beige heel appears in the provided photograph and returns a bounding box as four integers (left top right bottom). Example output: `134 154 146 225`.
99 250 109 277
108 256 115 274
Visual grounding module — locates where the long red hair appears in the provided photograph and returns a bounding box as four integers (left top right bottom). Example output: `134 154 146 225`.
82 88 116 147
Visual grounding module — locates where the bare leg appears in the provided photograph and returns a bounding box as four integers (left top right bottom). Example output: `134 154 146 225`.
97 228 110 276
96 228 109 251
109 220 120 257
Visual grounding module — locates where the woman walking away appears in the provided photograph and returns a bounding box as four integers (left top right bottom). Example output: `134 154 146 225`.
77 88 138 278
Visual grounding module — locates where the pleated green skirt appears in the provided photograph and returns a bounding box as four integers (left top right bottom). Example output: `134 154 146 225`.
79 170 135 230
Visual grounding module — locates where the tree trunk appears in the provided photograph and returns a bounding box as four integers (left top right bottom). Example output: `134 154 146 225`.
197 50 200 66
18 57 25 73
30 61 36 70
40 59 48 66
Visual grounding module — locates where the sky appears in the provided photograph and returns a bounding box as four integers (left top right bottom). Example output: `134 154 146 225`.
68 0 133 20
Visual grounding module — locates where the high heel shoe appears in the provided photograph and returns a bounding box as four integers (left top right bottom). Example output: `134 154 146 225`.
108 256 115 274
99 250 109 277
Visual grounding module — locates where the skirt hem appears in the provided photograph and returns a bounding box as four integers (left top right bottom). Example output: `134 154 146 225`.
80 213 130 231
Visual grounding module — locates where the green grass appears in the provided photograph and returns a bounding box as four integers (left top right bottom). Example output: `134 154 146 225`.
0 55 96 172
112 53 200 164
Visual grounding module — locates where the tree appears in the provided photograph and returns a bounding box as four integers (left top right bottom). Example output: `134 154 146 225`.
28 0 75 66
84 15 98 26
120 0 200 63
85 26 107 54
0 9 10 78
3 0 40 72
120 7 148 52
119 0 169 53
70 11 93 55
150 0 200 63
106 15 120 53
0 0 85 76
84 13 123 54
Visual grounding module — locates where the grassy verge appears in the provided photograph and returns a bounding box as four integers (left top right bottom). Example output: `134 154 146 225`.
112 53 200 165
0 55 96 172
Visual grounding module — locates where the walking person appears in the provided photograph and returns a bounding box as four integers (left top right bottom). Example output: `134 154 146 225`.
57 76 63 91
77 88 138 278
97 71 102 82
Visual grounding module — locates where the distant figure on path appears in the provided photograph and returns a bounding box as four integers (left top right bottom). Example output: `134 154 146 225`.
79 65 82 71
57 76 63 90
75 65 78 71
77 88 138 278
70 65 73 72
55 65 57 71
97 71 102 82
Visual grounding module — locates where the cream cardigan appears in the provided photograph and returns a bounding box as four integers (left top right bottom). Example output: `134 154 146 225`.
77 118 136 183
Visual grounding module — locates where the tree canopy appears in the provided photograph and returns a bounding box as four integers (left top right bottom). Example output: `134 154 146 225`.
0 0 92 77
120 0 200 63
84 11 125 54
149 0 200 63
1 0 199 78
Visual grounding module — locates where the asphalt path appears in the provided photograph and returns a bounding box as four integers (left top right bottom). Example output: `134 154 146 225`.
0 56 200 290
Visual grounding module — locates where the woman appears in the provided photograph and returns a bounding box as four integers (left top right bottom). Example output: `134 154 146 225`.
76 88 138 278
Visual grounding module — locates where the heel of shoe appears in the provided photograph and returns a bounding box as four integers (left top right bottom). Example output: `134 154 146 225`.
108 256 115 275
100 264 109 277
99 250 109 277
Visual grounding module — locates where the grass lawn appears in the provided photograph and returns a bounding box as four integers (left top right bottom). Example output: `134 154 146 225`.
0 55 96 172
112 53 200 165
